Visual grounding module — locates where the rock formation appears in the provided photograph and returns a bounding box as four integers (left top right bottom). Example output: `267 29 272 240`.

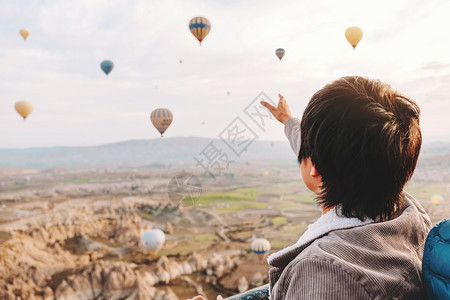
0 198 245 299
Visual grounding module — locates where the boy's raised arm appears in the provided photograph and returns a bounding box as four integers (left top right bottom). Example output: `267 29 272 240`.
261 94 300 157
284 117 301 157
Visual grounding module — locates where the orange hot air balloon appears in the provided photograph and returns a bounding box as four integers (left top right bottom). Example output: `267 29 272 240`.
20 29 30 40
15 100 34 120
345 27 363 49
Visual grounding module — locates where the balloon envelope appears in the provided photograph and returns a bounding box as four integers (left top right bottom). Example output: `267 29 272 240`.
275 48 285 60
251 238 271 254
20 29 29 40
189 17 211 45
141 229 166 253
100 60 114 75
15 100 34 119
345 27 363 49
151 108 173 137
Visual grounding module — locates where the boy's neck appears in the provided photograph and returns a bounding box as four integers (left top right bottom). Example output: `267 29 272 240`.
321 205 334 215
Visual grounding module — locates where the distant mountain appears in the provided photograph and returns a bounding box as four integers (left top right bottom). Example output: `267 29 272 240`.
0 137 448 169
0 137 294 168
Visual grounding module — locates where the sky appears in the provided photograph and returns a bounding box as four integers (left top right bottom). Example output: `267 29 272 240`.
1 0 449 148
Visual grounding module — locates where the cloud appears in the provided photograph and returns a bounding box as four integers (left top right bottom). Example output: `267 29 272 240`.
421 61 450 71
0 0 450 148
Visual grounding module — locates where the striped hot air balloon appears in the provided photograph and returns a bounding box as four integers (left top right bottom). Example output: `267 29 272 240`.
189 17 211 45
275 48 285 61
150 108 173 137
251 238 271 261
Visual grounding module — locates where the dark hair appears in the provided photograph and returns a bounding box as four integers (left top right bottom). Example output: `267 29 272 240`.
299 76 421 221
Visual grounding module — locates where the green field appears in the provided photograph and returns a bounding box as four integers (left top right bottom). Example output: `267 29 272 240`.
272 216 288 225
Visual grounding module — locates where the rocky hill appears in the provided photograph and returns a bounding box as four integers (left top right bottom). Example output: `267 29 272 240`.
0 197 256 300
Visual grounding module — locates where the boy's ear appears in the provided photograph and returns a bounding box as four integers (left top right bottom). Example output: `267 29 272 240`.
310 165 320 177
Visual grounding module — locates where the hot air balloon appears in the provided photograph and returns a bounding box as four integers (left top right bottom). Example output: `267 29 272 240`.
431 194 444 205
189 17 211 45
251 238 271 261
151 108 173 137
141 229 166 257
345 27 363 49
100 60 114 75
20 29 29 40
15 100 34 120
275 48 285 61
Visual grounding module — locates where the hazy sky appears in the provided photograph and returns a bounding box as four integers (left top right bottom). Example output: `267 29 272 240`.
1 0 449 148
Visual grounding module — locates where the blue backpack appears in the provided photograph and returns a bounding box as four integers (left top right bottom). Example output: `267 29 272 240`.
422 219 450 300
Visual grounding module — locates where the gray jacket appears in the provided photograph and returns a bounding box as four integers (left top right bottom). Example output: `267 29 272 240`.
268 118 433 299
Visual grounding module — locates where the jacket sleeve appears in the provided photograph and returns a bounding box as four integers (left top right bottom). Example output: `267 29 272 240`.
284 117 301 157
273 257 372 300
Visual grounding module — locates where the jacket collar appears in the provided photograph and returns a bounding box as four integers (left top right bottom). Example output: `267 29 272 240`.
267 206 374 268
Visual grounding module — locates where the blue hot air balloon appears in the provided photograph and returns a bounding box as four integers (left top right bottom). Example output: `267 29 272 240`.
100 60 114 75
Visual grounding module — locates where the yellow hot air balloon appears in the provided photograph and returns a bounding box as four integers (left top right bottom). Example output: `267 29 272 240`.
251 238 271 262
150 108 173 137
20 29 30 40
345 27 363 49
189 17 211 45
15 100 34 120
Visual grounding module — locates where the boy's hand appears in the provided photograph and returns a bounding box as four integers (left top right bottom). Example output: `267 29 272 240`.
261 94 292 124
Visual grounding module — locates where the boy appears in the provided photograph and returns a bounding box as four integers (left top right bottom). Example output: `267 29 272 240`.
260 76 431 299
